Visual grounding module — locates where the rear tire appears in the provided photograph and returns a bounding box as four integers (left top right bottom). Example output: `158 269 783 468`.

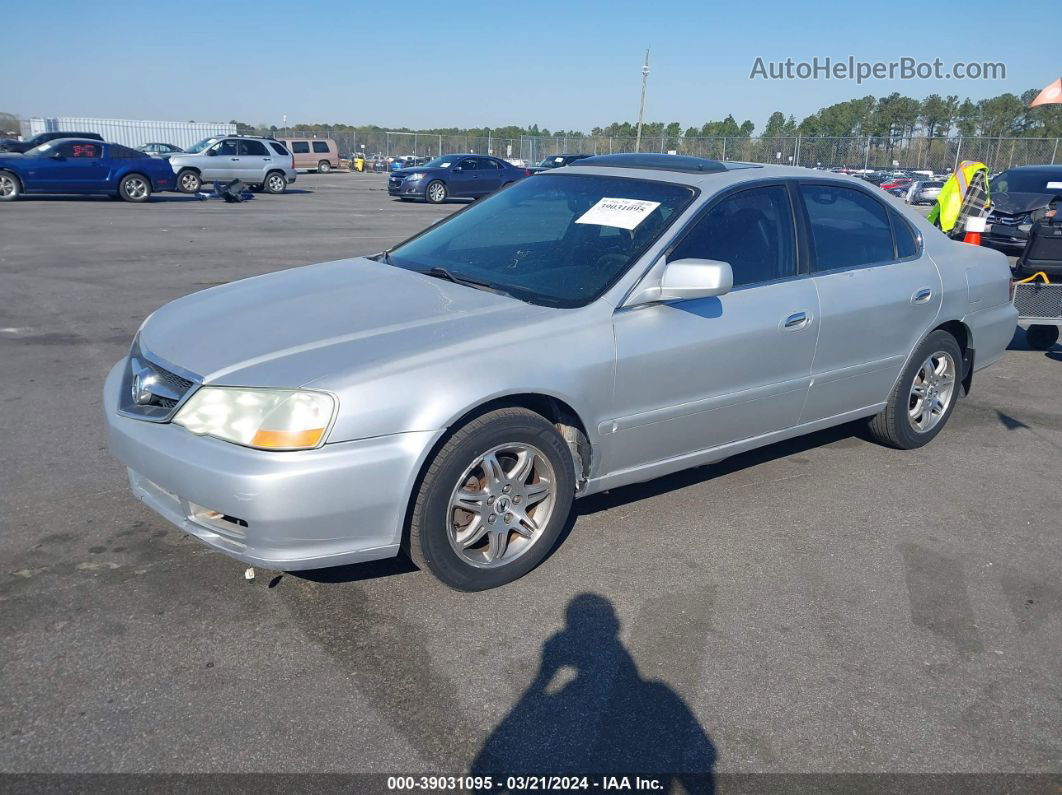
317 160 332 173
118 173 151 203
263 171 287 194
177 169 201 194
407 408 575 591
0 171 21 201
1026 324 1060 351
867 330 963 449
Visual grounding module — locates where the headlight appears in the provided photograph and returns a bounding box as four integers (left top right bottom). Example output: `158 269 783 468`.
406 172 425 181
173 387 336 451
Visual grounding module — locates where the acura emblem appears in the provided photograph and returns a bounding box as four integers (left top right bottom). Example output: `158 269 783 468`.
131 364 159 406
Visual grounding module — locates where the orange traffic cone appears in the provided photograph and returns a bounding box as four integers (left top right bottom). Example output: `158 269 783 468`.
962 217 985 245
963 229 981 245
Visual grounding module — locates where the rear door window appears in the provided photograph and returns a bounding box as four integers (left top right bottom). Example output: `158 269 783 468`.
269 142 289 156
238 140 268 156
312 141 330 153
799 184 896 271
290 141 310 154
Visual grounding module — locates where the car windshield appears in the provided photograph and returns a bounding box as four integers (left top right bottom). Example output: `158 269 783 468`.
422 156 456 168
386 173 696 308
537 156 564 168
991 170 1062 194
183 138 218 154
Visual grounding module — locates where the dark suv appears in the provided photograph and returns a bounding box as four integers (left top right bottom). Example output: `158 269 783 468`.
527 153 593 174
0 131 104 153
984 165 1062 250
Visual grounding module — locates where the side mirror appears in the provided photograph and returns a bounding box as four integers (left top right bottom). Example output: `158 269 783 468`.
49 151 64 160
206 148 218 157
452 165 462 172
627 258 733 306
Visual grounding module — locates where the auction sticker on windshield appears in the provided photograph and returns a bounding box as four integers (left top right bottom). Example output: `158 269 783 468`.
576 197 661 230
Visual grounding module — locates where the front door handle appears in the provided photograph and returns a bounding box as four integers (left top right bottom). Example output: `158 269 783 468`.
784 311 810 329
230 158 239 161
912 288 933 304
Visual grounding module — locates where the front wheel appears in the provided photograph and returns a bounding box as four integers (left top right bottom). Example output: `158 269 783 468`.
263 171 287 194
118 173 151 202
317 160 331 173
407 408 575 591
177 169 201 194
425 179 447 204
1026 324 1060 351
867 330 963 449
0 171 20 201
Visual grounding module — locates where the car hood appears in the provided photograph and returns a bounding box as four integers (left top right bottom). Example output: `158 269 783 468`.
990 191 1058 214
138 257 545 388
392 167 438 177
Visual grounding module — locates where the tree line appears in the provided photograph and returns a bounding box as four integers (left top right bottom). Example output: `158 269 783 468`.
238 88 1061 140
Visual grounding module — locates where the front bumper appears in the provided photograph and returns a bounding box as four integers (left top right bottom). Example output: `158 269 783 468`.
103 361 441 570
387 178 425 198
983 226 1029 249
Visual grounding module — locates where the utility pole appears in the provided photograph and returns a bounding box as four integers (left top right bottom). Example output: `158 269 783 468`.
635 49 650 153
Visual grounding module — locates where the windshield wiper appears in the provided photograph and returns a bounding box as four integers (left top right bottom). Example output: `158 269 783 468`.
422 266 516 299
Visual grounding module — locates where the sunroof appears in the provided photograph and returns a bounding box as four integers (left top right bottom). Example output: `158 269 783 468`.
573 153 761 174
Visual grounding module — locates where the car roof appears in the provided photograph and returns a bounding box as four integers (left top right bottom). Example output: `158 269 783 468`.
1002 164 1062 173
561 159 878 191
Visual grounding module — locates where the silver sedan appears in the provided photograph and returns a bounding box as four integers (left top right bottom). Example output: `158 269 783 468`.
104 154 1016 590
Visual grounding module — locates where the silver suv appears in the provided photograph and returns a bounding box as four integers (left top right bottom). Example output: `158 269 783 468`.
169 135 296 194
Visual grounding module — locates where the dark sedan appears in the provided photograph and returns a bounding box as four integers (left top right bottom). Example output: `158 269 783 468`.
0 130 103 153
983 165 1062 250
0 138 175 202
527 153 593 174
387 154 529 203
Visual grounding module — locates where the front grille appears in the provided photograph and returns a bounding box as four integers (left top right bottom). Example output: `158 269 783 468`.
987 211 1026 227
118 341 199 422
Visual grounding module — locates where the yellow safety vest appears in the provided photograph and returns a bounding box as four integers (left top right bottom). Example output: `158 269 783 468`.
928 160 990 232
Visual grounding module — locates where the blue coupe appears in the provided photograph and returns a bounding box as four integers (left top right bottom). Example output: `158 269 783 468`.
387 154 530 203
0 138 175 202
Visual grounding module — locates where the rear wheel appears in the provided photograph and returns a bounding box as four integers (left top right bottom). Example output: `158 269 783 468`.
0 171 20 201
177 169 201 194
1026 324 1060 351
425 179 447 204
867 330 963 449
118 173 151 202
407 408 575 591
263 171 287 194
317 160 332 173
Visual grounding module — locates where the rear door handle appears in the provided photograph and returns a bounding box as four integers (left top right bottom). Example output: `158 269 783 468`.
230 158 239 161
912 288 933 304
784 311 810 329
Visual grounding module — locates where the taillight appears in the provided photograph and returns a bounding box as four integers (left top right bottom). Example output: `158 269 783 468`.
524 169 532 177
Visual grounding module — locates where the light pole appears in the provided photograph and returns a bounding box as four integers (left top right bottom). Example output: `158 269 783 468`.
635 49 649 153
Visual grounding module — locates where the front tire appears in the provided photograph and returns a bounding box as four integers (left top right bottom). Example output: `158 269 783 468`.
425 179 447 204
0 171 20 201
1026 324 1060 351
177 169 201 194
118 173 151 203
407 408 575 591
867 330 963 449
263 171 287 194
317 160 331 173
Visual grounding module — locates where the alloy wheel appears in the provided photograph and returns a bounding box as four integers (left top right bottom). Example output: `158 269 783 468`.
446 443 556 568
908 351 956 433
0 174 15 197
124 177 148 200
267 174 285 192
428 182 446 203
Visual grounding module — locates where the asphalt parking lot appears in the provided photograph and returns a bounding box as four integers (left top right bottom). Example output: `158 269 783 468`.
1 173 1060 782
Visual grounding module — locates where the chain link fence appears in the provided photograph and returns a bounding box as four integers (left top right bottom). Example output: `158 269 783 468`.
13 119 1062 173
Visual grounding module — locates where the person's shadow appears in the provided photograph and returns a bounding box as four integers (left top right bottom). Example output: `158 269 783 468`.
470 593 716 793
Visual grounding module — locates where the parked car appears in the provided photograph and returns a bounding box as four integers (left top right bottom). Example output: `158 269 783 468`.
104 153 1016 590
0 130 103 153
905 180 944 205
278 137 340 173
527 153 593 174
983 165 1062 251
880 177 913 193
388 154 530 203
138 142 184 159
0 138 175 202
168 135 296 194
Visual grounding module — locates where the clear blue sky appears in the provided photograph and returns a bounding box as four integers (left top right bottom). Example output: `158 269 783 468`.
6 0 1056 133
